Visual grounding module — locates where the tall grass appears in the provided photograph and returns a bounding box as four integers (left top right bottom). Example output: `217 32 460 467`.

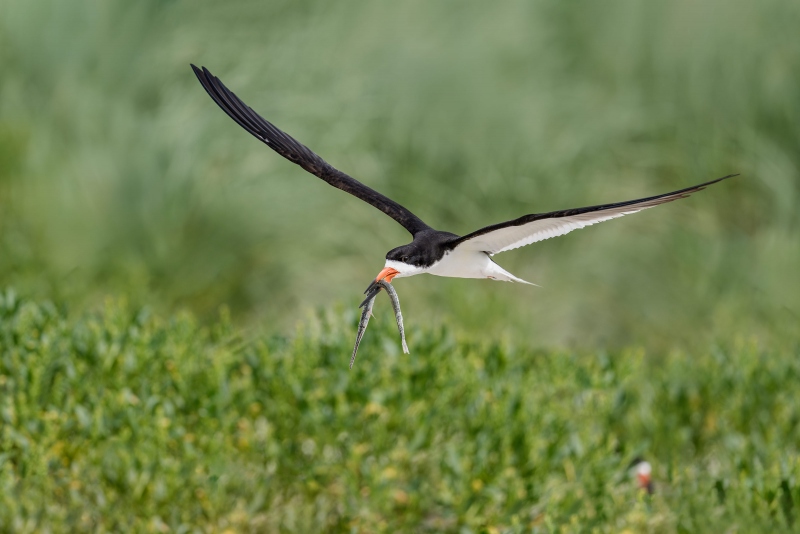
1 0 798 347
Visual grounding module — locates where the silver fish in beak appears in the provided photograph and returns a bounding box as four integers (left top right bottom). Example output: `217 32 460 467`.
350 280 409 368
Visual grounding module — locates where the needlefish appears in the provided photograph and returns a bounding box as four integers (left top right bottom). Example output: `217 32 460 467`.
350 280 409 369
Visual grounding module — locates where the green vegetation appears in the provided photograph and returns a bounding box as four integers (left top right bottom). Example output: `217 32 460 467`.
1 291 798 532
2 0 799 531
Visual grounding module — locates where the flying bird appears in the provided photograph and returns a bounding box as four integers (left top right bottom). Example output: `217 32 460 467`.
191 65 736 303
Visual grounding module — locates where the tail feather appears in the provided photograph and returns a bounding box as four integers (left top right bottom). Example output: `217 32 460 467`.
490 263 540 286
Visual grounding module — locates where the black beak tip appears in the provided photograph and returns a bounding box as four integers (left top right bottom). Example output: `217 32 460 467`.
364 280 378 294
358 287 381 308
359 285 382 308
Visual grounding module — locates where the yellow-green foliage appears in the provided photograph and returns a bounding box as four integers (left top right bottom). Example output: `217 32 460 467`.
0 0 798 347
1 289 798 532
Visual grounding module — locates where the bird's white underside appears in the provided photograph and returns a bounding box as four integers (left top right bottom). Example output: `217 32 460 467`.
385 252 533 284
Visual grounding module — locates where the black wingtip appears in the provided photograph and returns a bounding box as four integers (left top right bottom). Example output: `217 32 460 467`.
680 173 739 192
191 64 210 87
690 173 739 193
190 64 204 78
715 173 739 183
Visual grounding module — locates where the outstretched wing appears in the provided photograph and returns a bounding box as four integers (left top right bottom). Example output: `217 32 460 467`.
192 65 431 236
449 174 737 254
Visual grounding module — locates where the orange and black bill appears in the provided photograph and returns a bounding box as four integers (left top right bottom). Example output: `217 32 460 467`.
361 267 400 307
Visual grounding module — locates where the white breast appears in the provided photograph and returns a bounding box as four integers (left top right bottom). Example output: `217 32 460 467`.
426 249 490 278
427 249 532 283
384 251 533 284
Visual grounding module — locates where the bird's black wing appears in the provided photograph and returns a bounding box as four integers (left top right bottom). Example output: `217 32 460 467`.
448 174 737 254
192 65 431 236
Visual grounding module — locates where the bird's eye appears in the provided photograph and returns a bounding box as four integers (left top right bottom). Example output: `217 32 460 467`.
401 255 409 262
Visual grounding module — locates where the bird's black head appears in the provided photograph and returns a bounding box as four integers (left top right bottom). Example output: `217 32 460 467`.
386 244 425 267
363 232 455 303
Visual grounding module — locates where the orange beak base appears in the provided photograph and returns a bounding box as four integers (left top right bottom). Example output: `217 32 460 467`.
360 267 402 308
375 267 400 283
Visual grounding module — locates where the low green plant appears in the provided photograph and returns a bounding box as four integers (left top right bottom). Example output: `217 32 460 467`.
1 289 797 532
1 0 798 347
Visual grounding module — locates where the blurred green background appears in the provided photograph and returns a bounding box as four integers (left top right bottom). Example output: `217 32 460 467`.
3 1 800 531
1 0 798 345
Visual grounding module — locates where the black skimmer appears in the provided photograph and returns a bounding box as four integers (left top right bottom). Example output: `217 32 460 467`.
192 65 736 304
629 457 654 494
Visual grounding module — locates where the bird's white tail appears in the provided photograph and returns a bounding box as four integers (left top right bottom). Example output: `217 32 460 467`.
487 263 539 286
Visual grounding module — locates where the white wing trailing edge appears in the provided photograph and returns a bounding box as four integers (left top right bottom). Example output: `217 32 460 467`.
449 174 738 255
